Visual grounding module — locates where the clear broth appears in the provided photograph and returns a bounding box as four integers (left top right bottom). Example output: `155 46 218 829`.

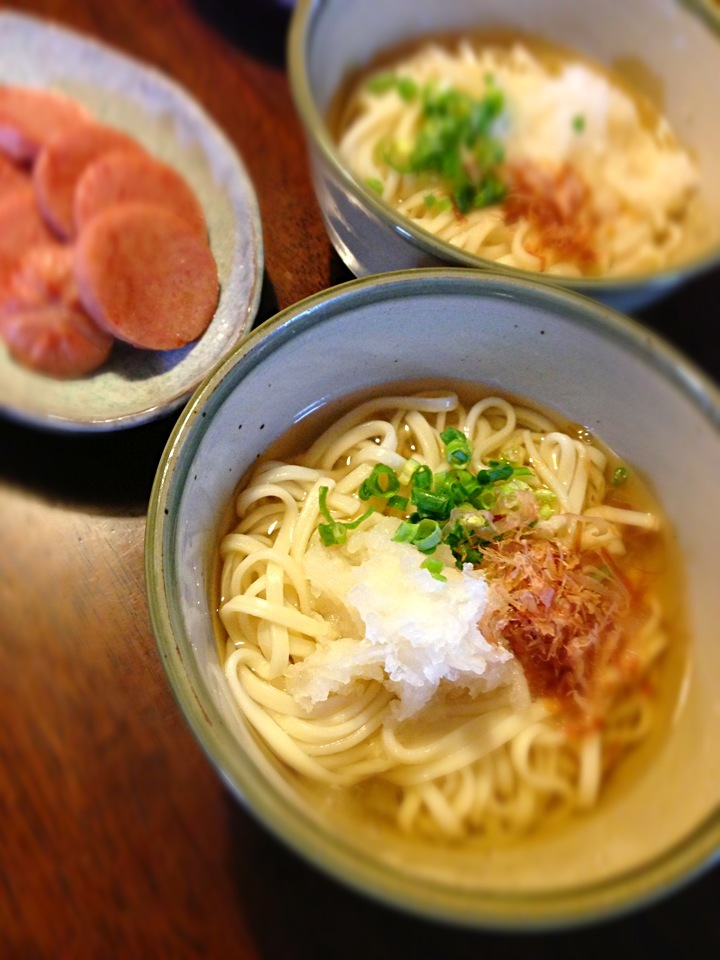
214 379 690 844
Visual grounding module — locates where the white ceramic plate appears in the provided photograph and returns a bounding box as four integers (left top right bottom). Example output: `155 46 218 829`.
0 12 264 431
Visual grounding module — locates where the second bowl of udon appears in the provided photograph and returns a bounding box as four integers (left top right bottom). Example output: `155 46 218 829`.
146 268 720 929
288 0 720 311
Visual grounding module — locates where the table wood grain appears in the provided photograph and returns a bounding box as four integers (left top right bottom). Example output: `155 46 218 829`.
0 2 718 957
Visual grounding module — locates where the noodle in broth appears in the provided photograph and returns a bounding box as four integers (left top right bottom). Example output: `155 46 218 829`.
218 386 673 843
333 35 701 279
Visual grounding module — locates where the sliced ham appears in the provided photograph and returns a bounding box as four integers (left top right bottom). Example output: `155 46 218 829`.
33 123 146 239
0 245 113 378
1 243 78 310
74 150 207 238
0 187 57 287
74 203 219 350
0 86 91 163
0 153 30 201
1 304 114 378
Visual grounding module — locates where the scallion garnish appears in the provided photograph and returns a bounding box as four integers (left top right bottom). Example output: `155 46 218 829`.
420 557 447 582
411 464 433 490
317 485 374 546
612 466 630 485
391 517 442 553
380 77 507 214
477 461 514 484
366 72 418 101
319 441 544 566
358 464 400 501
424 193 452 213
397 457 420 485
440 426 472 466
366 72 399 95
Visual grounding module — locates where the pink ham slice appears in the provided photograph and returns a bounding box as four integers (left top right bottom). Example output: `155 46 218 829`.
0 153 30 201
0 244 113 378
74 203 219 350
1 304 114 378
0 86 92 163
74 150 207 239
33 123 146 239
0 187 57 287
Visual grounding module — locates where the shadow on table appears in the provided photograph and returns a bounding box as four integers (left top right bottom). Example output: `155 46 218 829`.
223 789 718 960
192 0 293 66
0 409 178 516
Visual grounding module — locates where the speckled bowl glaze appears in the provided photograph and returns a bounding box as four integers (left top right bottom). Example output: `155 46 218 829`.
146 269 720 930
0 12 263 431
288 0 720 312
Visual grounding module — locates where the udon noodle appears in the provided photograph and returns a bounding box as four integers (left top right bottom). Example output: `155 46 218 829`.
334 37 701 278
219 388 669 842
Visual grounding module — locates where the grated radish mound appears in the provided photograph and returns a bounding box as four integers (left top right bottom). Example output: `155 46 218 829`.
286 516 519 718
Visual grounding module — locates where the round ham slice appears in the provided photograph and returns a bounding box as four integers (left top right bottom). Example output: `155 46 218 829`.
0 187 56 287
0 86 92 163
74 203 219 350
33 123 146 239
1 243 79 310
0 245 113 378
0 153 30 201
74 150 207 238
1 304 114 378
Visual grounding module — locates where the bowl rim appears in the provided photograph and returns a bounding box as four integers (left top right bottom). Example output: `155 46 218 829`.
287 0 720 294
146 268 720 930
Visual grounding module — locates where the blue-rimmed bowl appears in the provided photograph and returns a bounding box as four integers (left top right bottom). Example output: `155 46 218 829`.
146 269 720 929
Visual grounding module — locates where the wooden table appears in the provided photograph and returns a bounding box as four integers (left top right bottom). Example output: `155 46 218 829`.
1 1 718 956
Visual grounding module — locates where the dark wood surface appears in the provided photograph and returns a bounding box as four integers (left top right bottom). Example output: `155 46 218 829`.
1 2 718 957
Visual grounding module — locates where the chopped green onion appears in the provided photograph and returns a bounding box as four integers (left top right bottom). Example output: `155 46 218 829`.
412 488 452 519
413 519 442 552
366 72 418 101
365 177 384 195
424 193 452 213
391 520 418 543
317 485 374 545
397 457 420 485
477 462 514 484
382 78 507 214
612 466 630 485
420 557 447 582
411 464 433 490
440 426 472 466
572 114 586 133
397 77 419 101
477 488 497 510
391 517 442 553
366 72 399 94
318 485 334 524
344 506 376 530
386 494 409 511
358 463 400 500
317 521 344 546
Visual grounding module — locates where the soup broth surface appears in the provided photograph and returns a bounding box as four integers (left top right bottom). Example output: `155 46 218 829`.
216 380 689 845
331 31 707 279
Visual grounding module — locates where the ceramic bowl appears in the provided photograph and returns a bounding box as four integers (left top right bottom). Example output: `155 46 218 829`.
146 269 720 929
288 0 720 312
